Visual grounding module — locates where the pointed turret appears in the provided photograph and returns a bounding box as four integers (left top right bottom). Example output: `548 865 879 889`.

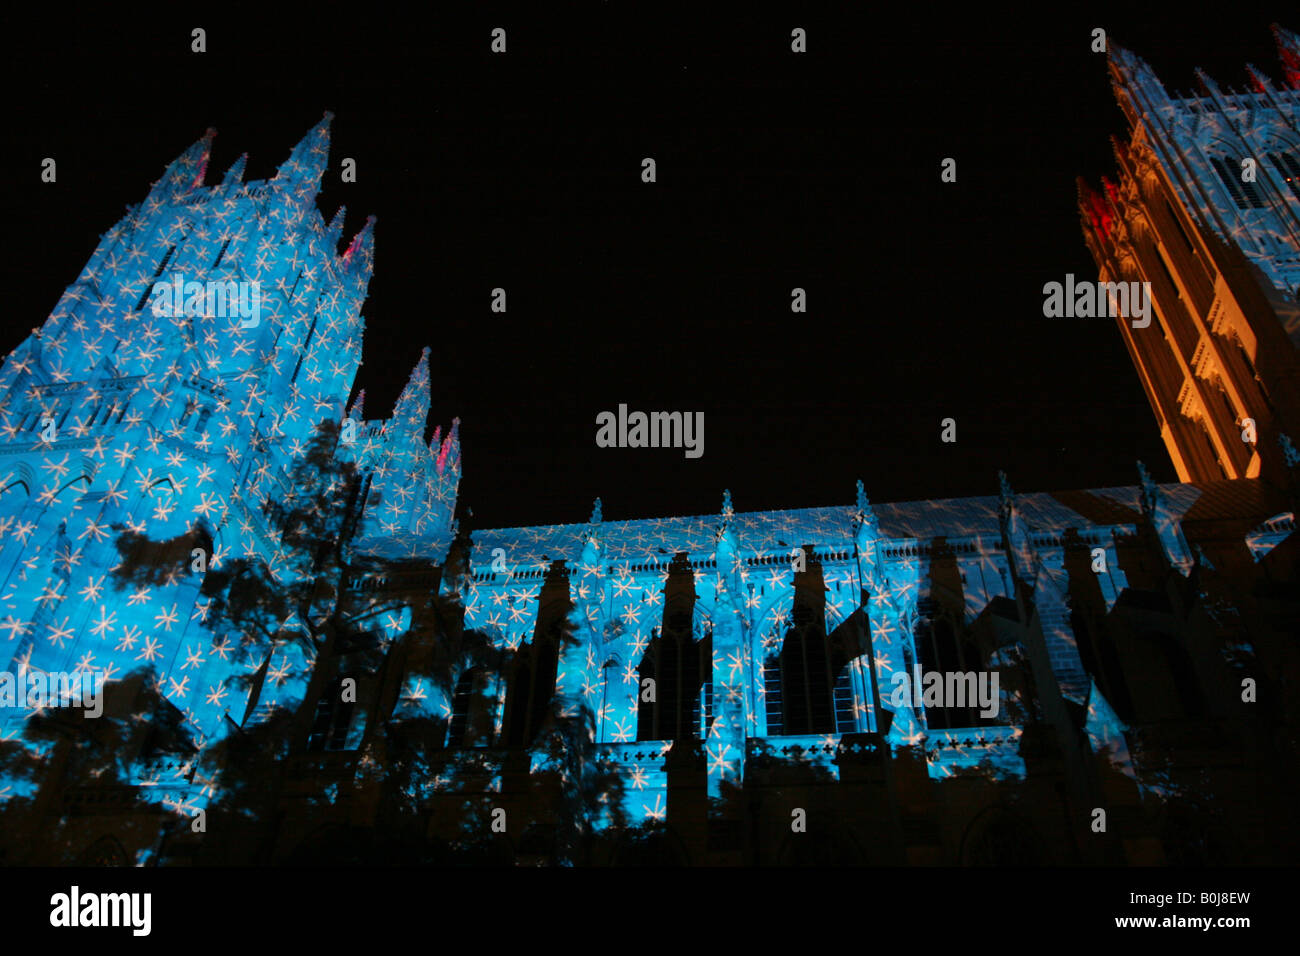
1107 38 1156 85
1245 63 1273 94
391 347 431 435
341 215 377 283
1137 461 1194 576
347 347 459 560
1077 174 1120 246
273 112 332 231
346 388 365 421
436 417 460 477
853 479 886 598
222 152 247 187
998 470 1038 587
1107 39 1173 118
715 489 743 594
1273 23 1300 90
275 111 332 187
1193 67 1224 100
148 128 215 201
325 205 347 253
576 497 603 560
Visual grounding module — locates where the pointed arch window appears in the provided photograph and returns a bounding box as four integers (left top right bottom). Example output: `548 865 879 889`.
764 600 856 736
194 405 213 434
447 665 499 748
832 667 856 731
135 245 177 311
307 673 359 752
1213 377 1238 427
696 673 713 739
1211 156 1267 209
1163 199 1198 256
763 656 785 735
636 624 710 741
916 615 990 729
503 622 560 748
213 238 232 269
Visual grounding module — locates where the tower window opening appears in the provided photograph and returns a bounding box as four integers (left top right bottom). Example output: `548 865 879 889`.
135 246 177 311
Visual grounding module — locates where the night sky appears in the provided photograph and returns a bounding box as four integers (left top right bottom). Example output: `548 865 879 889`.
4 7 1295 530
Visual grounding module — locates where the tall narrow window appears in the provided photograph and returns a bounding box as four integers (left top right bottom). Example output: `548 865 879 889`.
1214 380 1236 426
504 649 534 747
916 616 989 729
693 675 713 738
1154 246 1180 298
832 667 857 733
307 674 357 752
1196 419 1227 479
1211 156 1267 209
135 245 177 311
447 666 494 747
770 602 847 736
1164 199 1197 255
763 657 784 736
213 238 232 269
635 625 708 741
1211 157 1247 208
502 625 558 748
1233 337 1275 414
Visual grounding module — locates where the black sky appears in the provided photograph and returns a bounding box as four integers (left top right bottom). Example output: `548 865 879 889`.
4 6 1296 529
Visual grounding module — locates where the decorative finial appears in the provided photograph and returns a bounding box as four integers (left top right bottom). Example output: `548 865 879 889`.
998 470 1013 500
1193 542 1215 571
1279 433 1300 469
1137 460 1158 515
721 489 733 517
853 480 879 539
590 497 602 524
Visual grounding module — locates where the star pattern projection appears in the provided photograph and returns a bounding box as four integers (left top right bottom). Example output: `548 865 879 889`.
0 115 457 821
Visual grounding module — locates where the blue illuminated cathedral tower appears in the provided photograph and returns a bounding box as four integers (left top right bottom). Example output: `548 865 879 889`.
0 114 460 801
2 104 1298 867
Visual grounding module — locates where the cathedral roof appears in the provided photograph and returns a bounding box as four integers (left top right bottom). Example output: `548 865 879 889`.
473 479 1288 571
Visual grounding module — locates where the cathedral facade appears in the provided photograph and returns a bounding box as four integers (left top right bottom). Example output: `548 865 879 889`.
2 32 1299 866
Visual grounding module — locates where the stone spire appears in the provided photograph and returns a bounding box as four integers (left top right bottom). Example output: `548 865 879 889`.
435 417 460 478
325 205 347 252
346 388 365 422
1273 22 1300 89
275 111 332 188
148 128 215 202
853 479 885 597
221 152 247 188
391 347 431 436
273 112 333 233
341 215 377 286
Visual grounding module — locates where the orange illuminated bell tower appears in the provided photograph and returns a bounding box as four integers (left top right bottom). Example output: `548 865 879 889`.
1079 24 1300 486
